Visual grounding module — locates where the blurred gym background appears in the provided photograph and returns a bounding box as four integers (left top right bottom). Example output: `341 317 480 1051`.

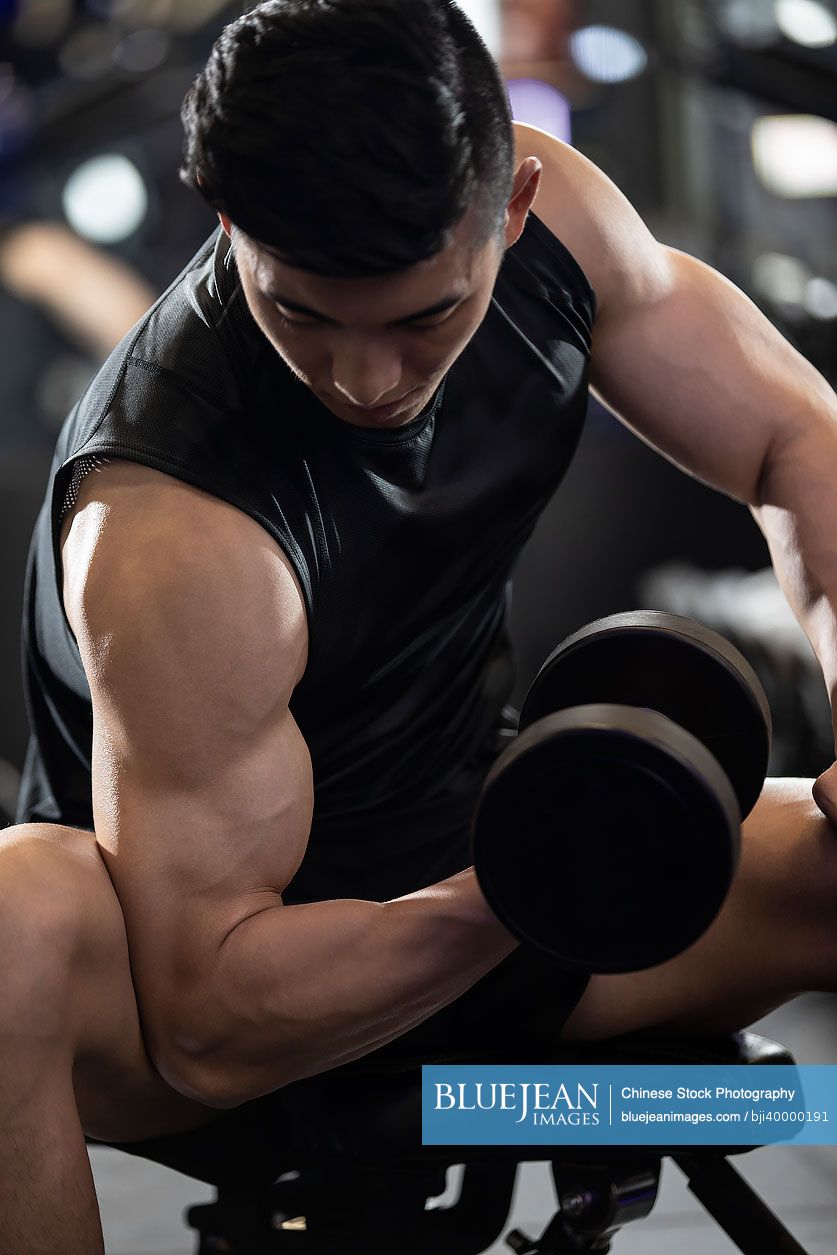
1 4 835 1251
1 0 836 816
2 1 836 827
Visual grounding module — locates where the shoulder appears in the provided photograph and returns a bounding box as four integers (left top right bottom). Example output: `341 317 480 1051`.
511 122 674 320
124 231 254 410
61 458 308 708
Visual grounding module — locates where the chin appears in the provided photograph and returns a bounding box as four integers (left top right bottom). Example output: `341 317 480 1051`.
328 386 430 429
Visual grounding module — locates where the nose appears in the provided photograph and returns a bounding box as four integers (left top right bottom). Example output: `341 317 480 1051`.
331 337 403 408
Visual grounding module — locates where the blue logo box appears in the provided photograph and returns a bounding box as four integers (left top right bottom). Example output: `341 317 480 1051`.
422 1064 837 1146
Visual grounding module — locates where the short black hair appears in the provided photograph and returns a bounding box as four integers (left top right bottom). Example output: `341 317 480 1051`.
180 0 514 276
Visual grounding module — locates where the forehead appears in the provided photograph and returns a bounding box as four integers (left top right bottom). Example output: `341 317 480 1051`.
244 212 496 324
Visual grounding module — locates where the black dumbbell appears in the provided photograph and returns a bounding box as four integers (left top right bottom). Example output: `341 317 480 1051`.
471 611 772 974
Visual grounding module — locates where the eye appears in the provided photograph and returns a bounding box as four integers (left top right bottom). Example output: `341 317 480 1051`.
274 310 318 330
270 299 324 329
405 313 454 332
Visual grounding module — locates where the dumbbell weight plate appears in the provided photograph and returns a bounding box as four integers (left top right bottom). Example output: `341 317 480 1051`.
472 703 740 973
518 611 771 823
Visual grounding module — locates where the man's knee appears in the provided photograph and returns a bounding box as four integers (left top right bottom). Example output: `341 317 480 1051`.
563 777 837 1040
744 779 837 938
0 823 106 1029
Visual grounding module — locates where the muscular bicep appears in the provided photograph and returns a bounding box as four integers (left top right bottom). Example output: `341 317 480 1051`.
587 245 834 504
61 461 311 1033
519 125 826 504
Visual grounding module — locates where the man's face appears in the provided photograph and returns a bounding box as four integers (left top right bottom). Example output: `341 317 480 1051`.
227 206 506 430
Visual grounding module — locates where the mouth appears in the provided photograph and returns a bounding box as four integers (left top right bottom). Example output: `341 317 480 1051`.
342 388 420 423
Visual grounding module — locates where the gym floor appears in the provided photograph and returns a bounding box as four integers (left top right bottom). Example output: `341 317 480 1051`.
87 993 837 1254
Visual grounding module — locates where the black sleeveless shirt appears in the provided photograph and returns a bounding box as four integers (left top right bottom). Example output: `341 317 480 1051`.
16 212 595 904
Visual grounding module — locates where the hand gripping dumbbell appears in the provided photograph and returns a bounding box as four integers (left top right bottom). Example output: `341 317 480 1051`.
471 611 772 974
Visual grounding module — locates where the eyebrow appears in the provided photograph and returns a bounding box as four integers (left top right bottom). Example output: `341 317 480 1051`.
263 291 464 325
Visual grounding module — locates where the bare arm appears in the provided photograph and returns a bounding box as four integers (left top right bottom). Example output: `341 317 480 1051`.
0 220 156 357
518 123 837 781
62 460 516 1110
515 123 833 506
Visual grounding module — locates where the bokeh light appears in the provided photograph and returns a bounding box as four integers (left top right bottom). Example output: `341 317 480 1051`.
507 79 571 142
775 0 837 48
62 153 149 243
112 29 170 75
570 24 648 85
751 114 837 197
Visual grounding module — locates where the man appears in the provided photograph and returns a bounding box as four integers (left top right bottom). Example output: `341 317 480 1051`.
4 2 837 1251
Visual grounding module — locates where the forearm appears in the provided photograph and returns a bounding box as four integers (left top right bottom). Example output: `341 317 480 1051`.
170 867 518 1107
752 403 837 708
0 220 156 357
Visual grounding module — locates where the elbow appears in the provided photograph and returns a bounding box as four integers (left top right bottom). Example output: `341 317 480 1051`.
750 441 778 512
144 1014 256 1111
150 1043 257 1111
147 1009 294 1109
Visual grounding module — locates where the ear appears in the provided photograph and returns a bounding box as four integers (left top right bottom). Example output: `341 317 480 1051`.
503 157 542 249
196 171 232 238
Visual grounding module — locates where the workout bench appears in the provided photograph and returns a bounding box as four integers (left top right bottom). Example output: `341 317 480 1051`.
171 1027 811 1254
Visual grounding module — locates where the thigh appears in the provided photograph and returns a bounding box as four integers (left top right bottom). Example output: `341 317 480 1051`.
0 823 219 1145
560 777 837 1041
